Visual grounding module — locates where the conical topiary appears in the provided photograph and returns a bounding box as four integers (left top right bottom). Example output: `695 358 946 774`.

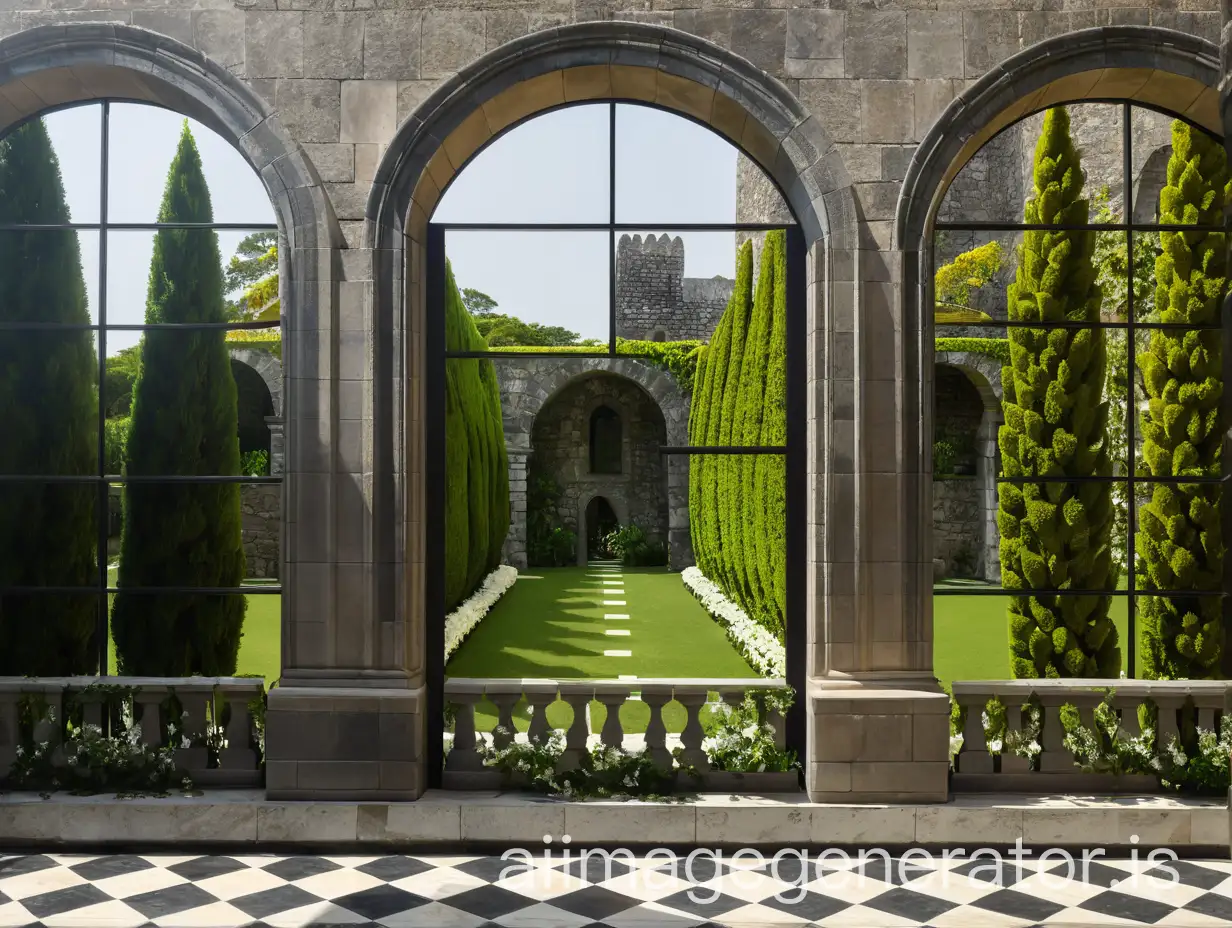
0 118 99 675
1138 119 1228 680
112 122 247 676
999 107 1119 679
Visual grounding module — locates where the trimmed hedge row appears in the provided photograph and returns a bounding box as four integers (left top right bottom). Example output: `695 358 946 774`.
1138 120 1228 680
444 262 510 611
688 232 787 638
998 107 1118 679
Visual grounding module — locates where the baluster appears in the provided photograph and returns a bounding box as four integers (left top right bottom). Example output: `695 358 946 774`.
1119 699 1144 738
135 690 165 749
33 686 65 766
557 687 593 771
1038 697 1069 772
487 686 521 750
524 683 557 746
1197 704 1216 733
956 692 993 774
675 688 709 771
444 692 486 772
1156 696 1182 747
1001 702 1030 774
594 685 625 751
217 686 258 771
174 687 211 777
0 692 17 772
79 692 105 735
641 685 673 770
755 690 787 750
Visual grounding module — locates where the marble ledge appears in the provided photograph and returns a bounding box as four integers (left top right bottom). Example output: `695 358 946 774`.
0 790 1226 851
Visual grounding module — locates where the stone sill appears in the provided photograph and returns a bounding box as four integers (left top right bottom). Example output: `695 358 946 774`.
0 790 1226 851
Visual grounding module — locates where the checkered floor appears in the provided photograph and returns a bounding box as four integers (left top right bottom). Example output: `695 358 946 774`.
3 850 1232 926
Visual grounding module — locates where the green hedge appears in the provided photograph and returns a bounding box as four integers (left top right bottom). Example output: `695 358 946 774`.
1138 120 1227 680
688 233 787 638
935 337 1010 364
998 107 1118 679
444 262 510 611
0 117 99 676
112 122 246 676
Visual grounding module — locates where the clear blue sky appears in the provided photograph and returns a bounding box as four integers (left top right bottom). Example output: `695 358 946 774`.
45 100 756 350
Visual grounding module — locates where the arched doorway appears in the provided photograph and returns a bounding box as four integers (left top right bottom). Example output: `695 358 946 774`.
584 496 620 560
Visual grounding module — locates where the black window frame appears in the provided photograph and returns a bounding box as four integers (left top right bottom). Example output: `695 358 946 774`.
932 99 1228 679
0 99 282 675
424 100 807 786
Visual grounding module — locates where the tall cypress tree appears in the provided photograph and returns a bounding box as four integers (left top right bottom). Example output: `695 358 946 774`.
0 118 99 675
687 342 711 576
1000 107 1118 679
112 122 246 676
1138 120 1228 680
753 230 788 634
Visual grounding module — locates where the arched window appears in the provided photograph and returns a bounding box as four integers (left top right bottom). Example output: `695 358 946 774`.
933 101 1226 682
0 100 279 677
589 405 622 474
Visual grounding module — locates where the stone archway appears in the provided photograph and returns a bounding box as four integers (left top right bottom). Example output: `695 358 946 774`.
897 24 1220 698
362 21 861 800
497 357 688 571
228 347 285 476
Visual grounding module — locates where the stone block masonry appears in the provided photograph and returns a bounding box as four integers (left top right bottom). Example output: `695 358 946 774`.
616 234 732 342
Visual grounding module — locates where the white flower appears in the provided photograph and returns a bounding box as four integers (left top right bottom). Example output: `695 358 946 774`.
680 568 785 677
444 565 518 660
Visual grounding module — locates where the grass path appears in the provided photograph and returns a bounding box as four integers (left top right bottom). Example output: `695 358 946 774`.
446 561 760 735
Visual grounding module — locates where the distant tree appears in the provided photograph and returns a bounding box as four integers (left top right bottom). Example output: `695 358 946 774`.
112 122 246 676
224 231 278 320
462 287 498 316
472 313 582 347
104 345 142 418
0 117 99 675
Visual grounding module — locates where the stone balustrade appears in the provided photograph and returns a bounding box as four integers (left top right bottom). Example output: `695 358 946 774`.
0 677 265 789
444 677 789 790
952 679 1229 792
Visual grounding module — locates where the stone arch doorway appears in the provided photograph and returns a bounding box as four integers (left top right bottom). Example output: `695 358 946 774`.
368 21 856 796
228 347 285 476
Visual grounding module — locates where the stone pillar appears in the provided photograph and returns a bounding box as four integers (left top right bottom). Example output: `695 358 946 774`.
265 416 285 477
504 449 529 570
975 411 1002 582
806 243 951 805
667 453 693 570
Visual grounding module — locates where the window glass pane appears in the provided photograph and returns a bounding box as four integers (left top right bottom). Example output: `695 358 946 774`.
39 104 102 225
102 330 257 478
616 230 738 344
434 104 610 224
0 229 99 324
939 102 1125 225
107 103 275 226
615 103 745 224
0 331 99 475
1129 107 1226 228
0 592 102 675
444 230 609 348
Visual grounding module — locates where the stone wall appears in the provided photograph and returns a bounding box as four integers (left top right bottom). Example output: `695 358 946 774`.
615 234 732 342
241 483 280 580
528 373 668 563
933 478 983 577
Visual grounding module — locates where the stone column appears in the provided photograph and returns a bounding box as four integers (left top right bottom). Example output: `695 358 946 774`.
806 244 951 805
265 416 285 477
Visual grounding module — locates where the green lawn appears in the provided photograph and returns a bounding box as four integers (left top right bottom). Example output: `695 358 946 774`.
933 579 1134 686
446 563 760 735
103 567 282 685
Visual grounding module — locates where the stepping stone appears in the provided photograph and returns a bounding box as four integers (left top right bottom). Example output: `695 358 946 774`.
604 614 629 620
603 600 626 606
603 650 632 657
605 629 630 636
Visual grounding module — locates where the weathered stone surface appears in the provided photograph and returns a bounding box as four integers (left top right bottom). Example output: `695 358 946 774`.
341 79 396 144
907 12 964 81
241 483 282 579
364 11 420 81
304 13 364 80
421 11 485 80
963 10 1018 79
844 11 906 80
273 79 340 144
396 79 439 123
246 11 303 79
862 80 915 144
194 10 245 73
303 142 354 183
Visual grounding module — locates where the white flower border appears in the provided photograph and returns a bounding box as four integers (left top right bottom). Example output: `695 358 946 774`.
444 564 519 660
680 567 785 677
